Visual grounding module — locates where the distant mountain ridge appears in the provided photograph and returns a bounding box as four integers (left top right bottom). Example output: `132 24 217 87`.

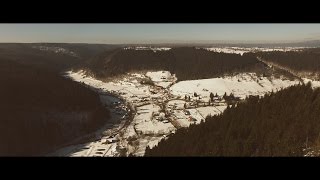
2 40 320 48
135 40 320 48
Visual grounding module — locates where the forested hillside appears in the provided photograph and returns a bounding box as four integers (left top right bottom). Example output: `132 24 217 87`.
0 43 118 72
254 48 320 79
146 83 320 156
80 47 266 81
0 47 111 156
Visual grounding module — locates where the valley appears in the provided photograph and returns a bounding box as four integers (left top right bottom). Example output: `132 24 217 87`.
2 42 320 157
51 46 320 156
3 23 320 157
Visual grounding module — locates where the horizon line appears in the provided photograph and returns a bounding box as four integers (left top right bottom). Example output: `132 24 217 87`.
0 39 319 45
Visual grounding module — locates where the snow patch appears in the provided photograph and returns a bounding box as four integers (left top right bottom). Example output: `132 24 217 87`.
202 47 307 55
146 71 177 88
124 46 171 52
32 46 79 58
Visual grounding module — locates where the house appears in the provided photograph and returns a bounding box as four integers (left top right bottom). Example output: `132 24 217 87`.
102 137 118 144
101 138 111 144
184 110 190 115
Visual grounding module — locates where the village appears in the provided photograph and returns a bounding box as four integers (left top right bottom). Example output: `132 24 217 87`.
97 71 232 156
51 70 233 157
51 67 309 157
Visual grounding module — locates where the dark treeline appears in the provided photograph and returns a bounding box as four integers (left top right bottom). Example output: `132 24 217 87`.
27 43 119 62
0 59 110 156
146 83 320 156
0 43 119 72
254 48 320 74
0 43 80 72
81 47 264 81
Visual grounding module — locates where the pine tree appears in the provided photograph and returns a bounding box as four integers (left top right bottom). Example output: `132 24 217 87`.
210 92 214 101
223 92 227 99
230 93 235 100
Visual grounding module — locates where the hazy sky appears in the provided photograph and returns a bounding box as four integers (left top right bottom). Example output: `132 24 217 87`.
1 24 320 44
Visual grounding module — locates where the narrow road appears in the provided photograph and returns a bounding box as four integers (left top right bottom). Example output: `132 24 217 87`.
257 56 303 81
213 105 223 113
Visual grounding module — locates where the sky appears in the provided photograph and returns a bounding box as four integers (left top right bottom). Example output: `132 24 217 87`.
1 24 320 44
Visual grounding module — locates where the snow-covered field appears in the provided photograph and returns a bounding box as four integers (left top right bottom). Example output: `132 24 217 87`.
196 106 227 118
202 47 307 55
170 73 301 100
133 104 175 135
168 106 226 127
